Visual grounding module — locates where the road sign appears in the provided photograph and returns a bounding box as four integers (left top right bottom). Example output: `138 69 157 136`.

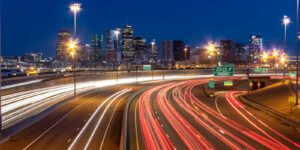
224 81 233 86
288 96 297 106
143 65 152 71
253 68 268 73
214 66 234 76
208 80 215 89
289 71 297 77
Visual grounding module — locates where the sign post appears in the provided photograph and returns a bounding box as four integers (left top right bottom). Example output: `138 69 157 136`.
288 96 297 114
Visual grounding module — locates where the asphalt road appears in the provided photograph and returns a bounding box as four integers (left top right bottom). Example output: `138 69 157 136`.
0 85 135 150
128 79 300 150
0 79 170 150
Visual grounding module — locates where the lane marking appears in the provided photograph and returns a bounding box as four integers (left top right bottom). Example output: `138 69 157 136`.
134 100 140 150
68 90 128 150
22 95 92 150
215 97 227 119
99 92 128 150
84 89 131 150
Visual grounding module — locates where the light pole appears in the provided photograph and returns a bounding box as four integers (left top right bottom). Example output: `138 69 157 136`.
70 3 81 97
283 15 290 80
151 40 155 80
297 0 299 105
184 46 188 69
114 29 120 86
67 39 78 96
206 42 219 67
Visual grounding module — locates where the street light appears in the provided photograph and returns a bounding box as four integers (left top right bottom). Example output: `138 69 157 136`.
282 15 290 81
283 15 291 54
206 42 219 66
261 51 269 63
70 3 81 37
296 0 299 105
184 46 188 69
114 30 120 83
67 39 78 96
151 40 156 80
70 3 81 97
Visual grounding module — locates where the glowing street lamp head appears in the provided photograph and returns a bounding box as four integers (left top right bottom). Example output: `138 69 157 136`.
283 15 291 26
151 39 156 46
67 39 78 57
261 51 269 62
114 30 120 36
280 55 287 64
272 49 279 57
205 42 218 54
70 3 81 13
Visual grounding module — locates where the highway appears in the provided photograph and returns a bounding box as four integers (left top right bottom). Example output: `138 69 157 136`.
1 75 300 150
1 75 206 129
0 85 135 150
127 79 300 150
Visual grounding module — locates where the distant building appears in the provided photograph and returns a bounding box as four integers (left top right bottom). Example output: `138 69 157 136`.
249 34 263 64
235 43 248 65
105 29 120 67
122 25 134 64
161 41 174 64
56 30 71 61
173 40 186 61
220 40 236 64
133 36 147 64
91 34 103 64
20 52 43 63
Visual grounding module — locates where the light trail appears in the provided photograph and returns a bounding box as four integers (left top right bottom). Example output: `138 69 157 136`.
68 89 129 150
226 91 300 149
136 78 300 149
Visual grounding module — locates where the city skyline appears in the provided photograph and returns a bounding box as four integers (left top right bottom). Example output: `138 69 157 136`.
1 0 297 57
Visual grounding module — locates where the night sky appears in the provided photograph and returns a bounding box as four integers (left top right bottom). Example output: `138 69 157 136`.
1 0 297 57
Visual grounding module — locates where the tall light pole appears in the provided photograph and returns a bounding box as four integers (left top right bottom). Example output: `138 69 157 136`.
206 42 219 67
184 46 188 69
0 0 2 131
70 3 81 97
114 30 120 82
297 0 299 105
283 15 290 80
151 40 155 80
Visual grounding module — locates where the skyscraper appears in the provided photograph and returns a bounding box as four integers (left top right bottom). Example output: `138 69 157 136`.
105 29 118 67
235 43 248 65
220 40 236 63
122 25 134 64
173 40 186 61
161 41 174 64
91 34 103 64
133 37 147 63
249 34 263 64
56 30 71 61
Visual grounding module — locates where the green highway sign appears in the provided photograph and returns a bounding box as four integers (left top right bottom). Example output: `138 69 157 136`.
289 71 297 77
253 68 268 73
224 81 233 86
208 80 215 89
143 65 152 71
214 66 234 76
